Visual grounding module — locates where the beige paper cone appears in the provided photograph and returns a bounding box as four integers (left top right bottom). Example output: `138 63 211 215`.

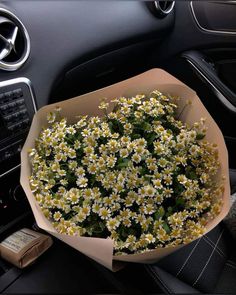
20 69 230 270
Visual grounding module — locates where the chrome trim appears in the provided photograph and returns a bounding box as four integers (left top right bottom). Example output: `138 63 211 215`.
0 77 37 113
0 139 23 153
0 8 31 71
154 1 175 16
211 1 236 5
0 77 37 179
186 59 236 113
190 1 236 35
12 184 26 201
0 164 21 179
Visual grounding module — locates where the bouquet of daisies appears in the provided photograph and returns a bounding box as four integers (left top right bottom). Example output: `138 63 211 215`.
21 69 230 270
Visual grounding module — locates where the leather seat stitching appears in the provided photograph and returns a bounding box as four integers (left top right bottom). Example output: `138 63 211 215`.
225 262 236 270
192 229 224 287
176 238 201 277
203 236 226 258
147 266 172 294
227 259 236 267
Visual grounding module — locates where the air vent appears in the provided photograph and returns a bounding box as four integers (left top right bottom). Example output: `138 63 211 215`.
0 8 30 71
154 1 175 17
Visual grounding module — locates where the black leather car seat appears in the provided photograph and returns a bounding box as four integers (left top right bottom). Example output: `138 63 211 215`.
145 169 236 294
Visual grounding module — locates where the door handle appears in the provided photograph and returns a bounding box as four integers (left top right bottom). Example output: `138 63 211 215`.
182 50 236 113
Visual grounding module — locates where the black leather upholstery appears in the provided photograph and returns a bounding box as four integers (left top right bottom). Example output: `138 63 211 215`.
229 169 236 194
145 169 236 294
146 223 236 293
146 265 200 294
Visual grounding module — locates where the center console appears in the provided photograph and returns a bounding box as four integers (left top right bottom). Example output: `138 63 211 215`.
0 78 36 285
0 77 36 230
0 78 36 178
0 76 36 229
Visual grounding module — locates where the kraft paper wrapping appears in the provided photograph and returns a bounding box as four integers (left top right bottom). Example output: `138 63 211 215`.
20 69 230 270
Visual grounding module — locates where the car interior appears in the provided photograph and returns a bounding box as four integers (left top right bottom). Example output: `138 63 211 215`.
0 1 236 294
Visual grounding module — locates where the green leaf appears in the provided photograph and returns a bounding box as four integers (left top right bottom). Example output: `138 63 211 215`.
132 133 141 140
147 133 157 145
127 227 137 236
143 174 153 181
143 122 152 131
176 197 184 206
91 220 106 235
165 207 173 218
86 227 94 236
66 173 76 183
162 222 171 234
173 183 185 195
189 171 198 180
154 207 165 220
116 158 130 169
108 121 114 131
119 225 129 240
140 167 149 176
167 207 173 213
196 133 205 140
99 221 105 231
89 175 96 186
